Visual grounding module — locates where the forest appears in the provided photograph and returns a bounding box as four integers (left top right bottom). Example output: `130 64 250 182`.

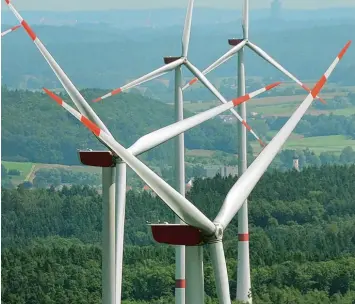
1 86 246 165
2 87 355 168
2 165 355 303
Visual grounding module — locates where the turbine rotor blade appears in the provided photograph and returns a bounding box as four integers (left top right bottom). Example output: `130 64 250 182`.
242 0 249 39
247 41 327 104
214 41 351 229
182 40 247 91
208 242 231 304
43 88 216 235
128 81 280 155
185 60 265 147
181 0 194 57
5 1 112 136
1 24 21 37
92 58 184 103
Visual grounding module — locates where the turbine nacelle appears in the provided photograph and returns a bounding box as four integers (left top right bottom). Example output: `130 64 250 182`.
149 222 224 246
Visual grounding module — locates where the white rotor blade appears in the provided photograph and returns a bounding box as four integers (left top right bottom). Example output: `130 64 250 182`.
5 1 112 136
1 24 21 37
242 0 249 39
92 58 184 103
247 40 327 103
43 88 216 235
181 0 194 57
128 81 280 155
214 41 351 229
209 242 231 304
182 40 247 91
185 60 265 146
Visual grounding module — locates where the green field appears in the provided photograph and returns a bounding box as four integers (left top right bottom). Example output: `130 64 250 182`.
251 135 355 155
2 161 34 183
184 84 355 117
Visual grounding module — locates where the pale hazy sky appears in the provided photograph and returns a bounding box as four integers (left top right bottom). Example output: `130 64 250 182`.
1 0 355 11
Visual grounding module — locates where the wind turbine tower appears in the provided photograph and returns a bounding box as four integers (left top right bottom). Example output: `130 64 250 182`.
233 0 251 302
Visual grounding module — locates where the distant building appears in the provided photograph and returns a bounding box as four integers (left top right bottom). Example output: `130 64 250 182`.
218 115 237 124
203 165 238 178
270 0 282 20
293 157 300 172
186 179 194 193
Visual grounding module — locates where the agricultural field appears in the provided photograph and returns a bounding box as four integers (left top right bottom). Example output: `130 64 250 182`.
183 82 355 117
251 134 355 155
2 161 34 184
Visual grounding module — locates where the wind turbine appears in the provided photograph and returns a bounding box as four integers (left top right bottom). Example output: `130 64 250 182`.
4 1 119 303
44 40 350 304
6 0 350 302
182 0 327 301
4 1 282 304
182 0 327 104
1 24 21 37
43 81 279 304
91 1 265 302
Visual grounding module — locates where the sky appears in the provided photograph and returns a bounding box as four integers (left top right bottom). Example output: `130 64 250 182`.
1 0 355 11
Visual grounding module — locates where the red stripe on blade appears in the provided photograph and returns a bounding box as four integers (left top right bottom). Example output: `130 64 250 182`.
5 0 10 4
11 25 21 31
111 88 122 95
92 97 102 103
21 20 36 41
238 234 249 241
266 82 281 90
233 94 249 106
175 279 186 288
338 41 352 60
81 116 101 136
242 120 252 131
311 75 327 98
189 78 198 85
301 84 310 91
258 138 265 147
43 88 63 105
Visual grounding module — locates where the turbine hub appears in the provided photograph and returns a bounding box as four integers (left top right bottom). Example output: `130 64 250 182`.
202 223 224 244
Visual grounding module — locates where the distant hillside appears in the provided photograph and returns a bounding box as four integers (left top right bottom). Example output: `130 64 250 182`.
1 87 246 165
1 22 354 91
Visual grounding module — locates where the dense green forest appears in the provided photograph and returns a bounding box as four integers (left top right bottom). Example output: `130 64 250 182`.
1 86 247 165
2 165 355 303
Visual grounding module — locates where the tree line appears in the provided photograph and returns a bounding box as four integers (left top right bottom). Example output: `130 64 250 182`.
2 165 355 303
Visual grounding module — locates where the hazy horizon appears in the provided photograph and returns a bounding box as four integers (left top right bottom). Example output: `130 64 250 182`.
2 0 355 11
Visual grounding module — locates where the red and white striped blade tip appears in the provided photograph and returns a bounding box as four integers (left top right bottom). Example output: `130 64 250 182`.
43 88 62 105
232 81 281 106
311 40 351 99
92 88 122 103
43 88 101 136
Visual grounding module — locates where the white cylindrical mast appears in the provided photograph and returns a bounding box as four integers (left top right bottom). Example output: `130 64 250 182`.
115 162 127 304
174 66 186 304
102 167 116 304
236 47 252 303
236 0 252 301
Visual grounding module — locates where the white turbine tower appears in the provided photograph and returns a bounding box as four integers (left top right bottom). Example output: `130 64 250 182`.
1 24 21 37
44 40 351 304
182 0 330 301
